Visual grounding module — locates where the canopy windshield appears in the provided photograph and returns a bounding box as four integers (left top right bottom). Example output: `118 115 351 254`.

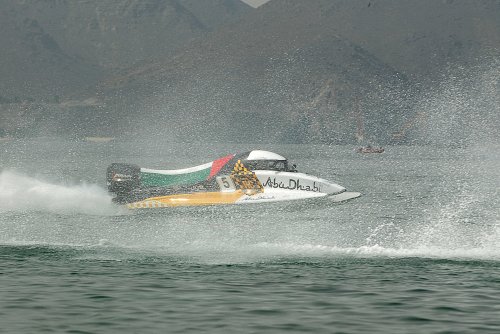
244 159 295 172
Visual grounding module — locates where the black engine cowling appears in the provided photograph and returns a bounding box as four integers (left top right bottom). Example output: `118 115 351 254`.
106 163 141 196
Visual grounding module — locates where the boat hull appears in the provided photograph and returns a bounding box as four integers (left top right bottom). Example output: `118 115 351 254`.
125 172 350 209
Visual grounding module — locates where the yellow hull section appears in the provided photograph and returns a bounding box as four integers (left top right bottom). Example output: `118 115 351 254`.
126 190 246 209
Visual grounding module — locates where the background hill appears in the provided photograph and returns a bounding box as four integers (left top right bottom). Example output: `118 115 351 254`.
0 0 250 100
1 0 498 145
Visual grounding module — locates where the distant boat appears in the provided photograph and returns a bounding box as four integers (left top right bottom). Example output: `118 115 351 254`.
356 145 384 154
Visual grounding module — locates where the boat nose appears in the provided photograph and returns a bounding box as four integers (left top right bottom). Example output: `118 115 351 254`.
327 183 346 194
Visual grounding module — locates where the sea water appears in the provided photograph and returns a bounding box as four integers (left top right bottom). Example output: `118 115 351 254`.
1 138 499 333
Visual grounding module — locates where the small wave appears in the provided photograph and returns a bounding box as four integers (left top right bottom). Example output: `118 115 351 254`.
0 170 125 216
239 242 500 262
119 241 500 265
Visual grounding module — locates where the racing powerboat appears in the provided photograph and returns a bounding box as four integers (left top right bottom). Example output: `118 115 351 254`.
106 150 360 209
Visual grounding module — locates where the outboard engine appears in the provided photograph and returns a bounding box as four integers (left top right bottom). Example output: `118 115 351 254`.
106 163 141 196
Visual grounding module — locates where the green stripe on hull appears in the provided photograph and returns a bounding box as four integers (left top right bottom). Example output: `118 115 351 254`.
140 168 211 187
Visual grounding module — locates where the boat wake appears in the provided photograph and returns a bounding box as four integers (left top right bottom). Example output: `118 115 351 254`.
187 242 500 264
0 170 125 216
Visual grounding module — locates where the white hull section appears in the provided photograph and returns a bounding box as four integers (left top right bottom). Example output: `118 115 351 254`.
235 171 348 204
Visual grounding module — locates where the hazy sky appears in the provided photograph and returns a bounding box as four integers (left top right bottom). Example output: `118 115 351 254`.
240 0 271 8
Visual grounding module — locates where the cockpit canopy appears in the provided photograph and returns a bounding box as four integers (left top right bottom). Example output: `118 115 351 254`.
243 150 296 172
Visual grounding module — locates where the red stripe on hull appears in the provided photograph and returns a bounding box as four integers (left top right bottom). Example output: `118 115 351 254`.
208 154 235 179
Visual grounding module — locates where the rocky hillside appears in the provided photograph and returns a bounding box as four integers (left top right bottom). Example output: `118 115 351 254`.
93 0 498 144
0 0 250 100
1 0 498 144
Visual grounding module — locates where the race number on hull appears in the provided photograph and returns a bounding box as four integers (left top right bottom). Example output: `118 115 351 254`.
216 176 236 192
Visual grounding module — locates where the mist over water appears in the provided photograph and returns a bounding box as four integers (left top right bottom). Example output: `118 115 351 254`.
411 56 500 147
380 56 500 260
1 59 499 262
0 139 498 263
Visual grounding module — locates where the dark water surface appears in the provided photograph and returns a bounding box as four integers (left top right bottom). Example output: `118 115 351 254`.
1 139 499 333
